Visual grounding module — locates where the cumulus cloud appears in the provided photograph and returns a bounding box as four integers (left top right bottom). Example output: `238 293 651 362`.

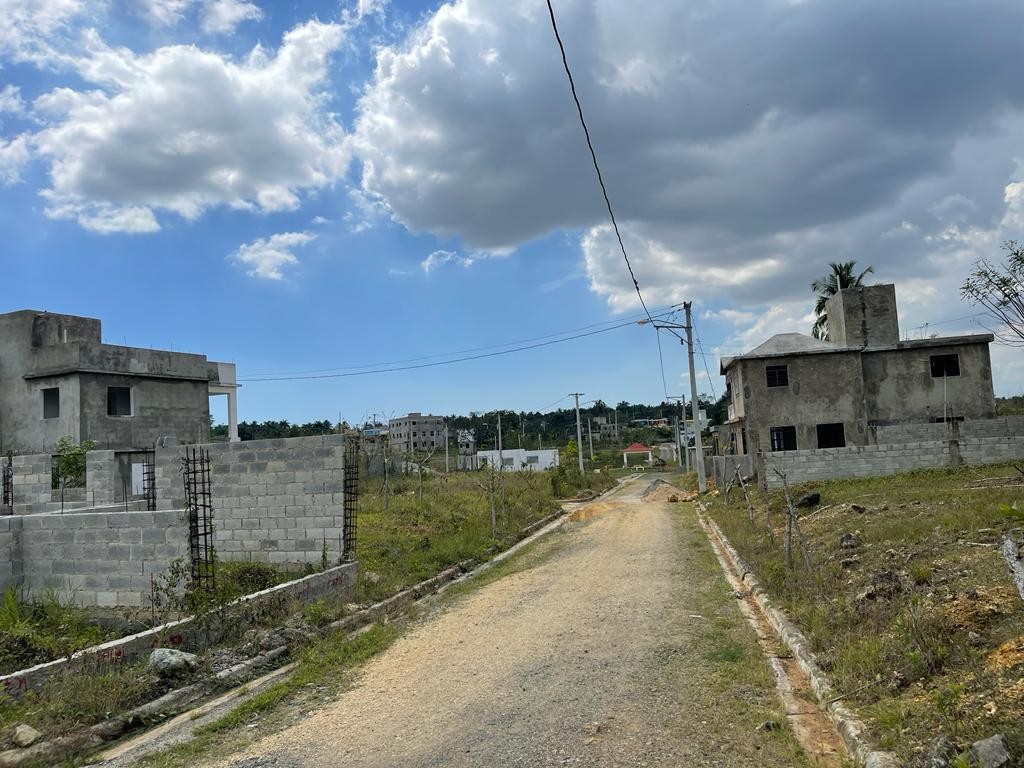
352 0 1024 314
421 249 474 274
0 134 30 184
0 0 91 64
231 231 315 280
31 20 349 233
200 0 262 34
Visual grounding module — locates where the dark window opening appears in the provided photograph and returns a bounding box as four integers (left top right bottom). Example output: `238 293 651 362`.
769 425 797 451
107 386 132 417
42 388 60 419
930 354 960 377
816 422 846 449
931 415 965 423
765 365 789 388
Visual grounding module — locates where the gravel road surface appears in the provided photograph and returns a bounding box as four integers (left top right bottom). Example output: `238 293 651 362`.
208 476 808 768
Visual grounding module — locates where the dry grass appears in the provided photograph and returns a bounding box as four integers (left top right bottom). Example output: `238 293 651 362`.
704 462 1024 764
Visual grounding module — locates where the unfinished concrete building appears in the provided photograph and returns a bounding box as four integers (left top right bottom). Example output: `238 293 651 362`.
0 310 239 455
388 413 446 455
715 284 1021 486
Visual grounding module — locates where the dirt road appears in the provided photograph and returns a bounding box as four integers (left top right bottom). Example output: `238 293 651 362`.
209 476 809 768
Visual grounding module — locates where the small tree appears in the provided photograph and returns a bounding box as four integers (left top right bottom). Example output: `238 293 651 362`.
960 241 1024 347
54 436 96 489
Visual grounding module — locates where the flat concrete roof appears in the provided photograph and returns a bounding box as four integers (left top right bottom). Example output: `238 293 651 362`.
720 332 994 372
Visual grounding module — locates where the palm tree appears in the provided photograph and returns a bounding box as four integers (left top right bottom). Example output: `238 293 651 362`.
811 261 874 340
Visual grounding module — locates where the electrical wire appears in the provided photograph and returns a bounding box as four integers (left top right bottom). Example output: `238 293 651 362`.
241 317 658 382
544 0 654 323
692 316 718 401
241 301 687 379
655 328 670 400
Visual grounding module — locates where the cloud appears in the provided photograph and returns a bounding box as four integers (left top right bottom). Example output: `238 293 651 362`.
352 0 1024 313
231 231 315 280
31 19 349 233
421 249 473 273
0 85 25 115
0 134 30 184
140 0 193 26
0 0 91 64
200 0 262 34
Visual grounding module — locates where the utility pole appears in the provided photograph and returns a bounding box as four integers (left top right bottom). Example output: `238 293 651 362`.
518 412 524 449
570 393 585 474
497 411 504 472
444 423 450 473
587 418 594 460
684 303 707 493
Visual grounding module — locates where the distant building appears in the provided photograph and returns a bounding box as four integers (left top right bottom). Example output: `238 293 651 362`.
476 448 560 472
0 310 238 455
388 413 446 455
592 415 619 441
718 284 996 456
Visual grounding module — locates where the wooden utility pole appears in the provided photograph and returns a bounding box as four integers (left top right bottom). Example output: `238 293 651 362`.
684 303 707 493
587 418 595 460
570 393 585 474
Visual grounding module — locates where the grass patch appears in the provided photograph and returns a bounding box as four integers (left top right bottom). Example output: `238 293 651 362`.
0 587 113 676
352 469 612 605
705 462 1024 762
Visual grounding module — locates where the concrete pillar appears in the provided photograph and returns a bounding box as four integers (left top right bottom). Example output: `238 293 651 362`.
227 389 239 443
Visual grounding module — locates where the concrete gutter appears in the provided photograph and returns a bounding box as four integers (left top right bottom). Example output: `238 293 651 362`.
695 502 901 768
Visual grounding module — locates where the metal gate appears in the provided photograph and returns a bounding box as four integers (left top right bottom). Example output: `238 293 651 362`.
143 451 156 512
182 448 216 593
2 456 12 515
343 435 360 561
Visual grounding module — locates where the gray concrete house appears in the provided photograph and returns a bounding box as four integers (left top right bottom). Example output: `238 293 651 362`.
718 284 996 456
0 310 239 455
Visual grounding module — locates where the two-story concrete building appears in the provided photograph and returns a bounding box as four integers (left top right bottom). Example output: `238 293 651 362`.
718 284 996 456
0 310 239 455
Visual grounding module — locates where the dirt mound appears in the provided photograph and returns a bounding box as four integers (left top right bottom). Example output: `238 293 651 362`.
642 480 697 503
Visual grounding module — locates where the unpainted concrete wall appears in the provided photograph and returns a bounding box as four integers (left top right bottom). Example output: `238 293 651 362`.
737 352 866 452
0 509 189 608
78 374 211 451
154 434 349 566
762 433 1024 488
862 342 995 424
825 284 900 348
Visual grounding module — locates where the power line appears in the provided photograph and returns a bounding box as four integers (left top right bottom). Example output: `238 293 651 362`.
692 316 718 401
241 315 667 382
545 0 654 323
242 301 686 379
655 329 670 400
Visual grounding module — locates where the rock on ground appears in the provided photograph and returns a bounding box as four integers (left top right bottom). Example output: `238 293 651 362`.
148 648 199 677
12 724 42 748
967 734 1012 768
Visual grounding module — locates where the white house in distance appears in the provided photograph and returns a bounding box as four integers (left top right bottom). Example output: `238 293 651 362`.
475 448 560 472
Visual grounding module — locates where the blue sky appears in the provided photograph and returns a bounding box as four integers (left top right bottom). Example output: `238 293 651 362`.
2 0 1024 425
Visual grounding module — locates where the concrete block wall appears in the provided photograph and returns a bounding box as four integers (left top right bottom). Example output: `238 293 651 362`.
85 450 118 505
870 415 1024 445
9 453 52 514
0 517 23 585
763 435 1024 488
154 434 348 566
0 509 189 608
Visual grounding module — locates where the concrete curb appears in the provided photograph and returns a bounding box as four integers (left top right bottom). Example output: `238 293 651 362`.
695 502 901 768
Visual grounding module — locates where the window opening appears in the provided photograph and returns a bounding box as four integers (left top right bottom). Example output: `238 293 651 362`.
769 425 797 451
765 365 789 388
